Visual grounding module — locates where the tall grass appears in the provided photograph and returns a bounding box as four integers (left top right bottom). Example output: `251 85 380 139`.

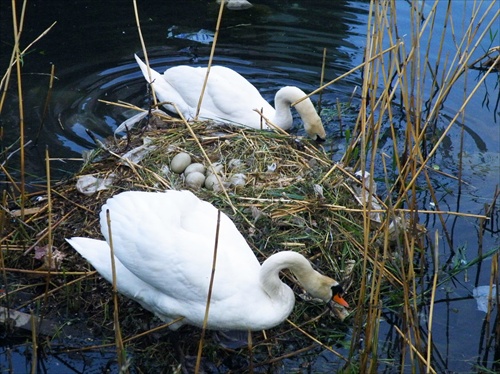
342 0 499 372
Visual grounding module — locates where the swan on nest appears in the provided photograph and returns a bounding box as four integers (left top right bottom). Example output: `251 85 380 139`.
66 190 348 330
135 55 327 142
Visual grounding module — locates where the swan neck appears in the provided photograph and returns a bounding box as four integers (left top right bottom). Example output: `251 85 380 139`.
260 251 330 301
272 87 299 130
273 87 325 140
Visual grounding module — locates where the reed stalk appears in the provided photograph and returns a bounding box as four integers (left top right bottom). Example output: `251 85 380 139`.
11 0 27 219
0 20 56 107
345 0 499 371
195 209 222 374
0 192 7 306
106 210 127 372
132 0 157 106
426 230 439 373
247 331 254 374
30 310 37 374
42 147 53 307
35 64 56 145
317 47 327 113
195 0 225 120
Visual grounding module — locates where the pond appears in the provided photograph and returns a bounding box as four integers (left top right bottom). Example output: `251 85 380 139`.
1 0 499 373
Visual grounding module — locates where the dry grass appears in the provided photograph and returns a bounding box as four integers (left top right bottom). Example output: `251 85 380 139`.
1 0 499 373
343 1 500 372
1 116 386 372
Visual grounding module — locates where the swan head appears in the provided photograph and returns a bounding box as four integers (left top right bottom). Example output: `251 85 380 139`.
275 87 327 142
306 275 349 308
303 115 327 142
330 284 349 308
282 253 348 307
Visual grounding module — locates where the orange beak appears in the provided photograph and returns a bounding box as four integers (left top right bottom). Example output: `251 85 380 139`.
333 293 349 308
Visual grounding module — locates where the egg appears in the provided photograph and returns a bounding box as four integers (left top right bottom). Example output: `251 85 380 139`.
170 152 192 173
205 173 224 191
184 163 206 176
185 172 206 190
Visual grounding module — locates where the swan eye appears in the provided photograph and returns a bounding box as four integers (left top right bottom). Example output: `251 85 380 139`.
331 284 344 296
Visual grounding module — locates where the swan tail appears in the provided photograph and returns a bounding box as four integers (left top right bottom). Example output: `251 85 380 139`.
134 54 191 116
66 237 114 281
134 54 165 86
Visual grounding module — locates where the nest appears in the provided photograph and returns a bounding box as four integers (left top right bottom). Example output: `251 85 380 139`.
0 113 398 371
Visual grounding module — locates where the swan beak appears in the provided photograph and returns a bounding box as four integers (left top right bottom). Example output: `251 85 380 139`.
315 135 326 143
333 293 349 308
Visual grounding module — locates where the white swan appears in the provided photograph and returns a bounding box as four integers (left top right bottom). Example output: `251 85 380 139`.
134 55 327 142
67 190 348 331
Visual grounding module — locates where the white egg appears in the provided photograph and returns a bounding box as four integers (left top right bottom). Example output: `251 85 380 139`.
184 163 206 176
185 172 206 190
205 173 224 191
170 152 192 173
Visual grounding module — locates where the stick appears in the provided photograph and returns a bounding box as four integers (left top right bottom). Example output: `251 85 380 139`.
195 0 225 119
106 209 126 371
195 209 221 373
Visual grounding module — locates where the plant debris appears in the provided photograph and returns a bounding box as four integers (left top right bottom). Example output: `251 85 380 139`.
0 113 423 371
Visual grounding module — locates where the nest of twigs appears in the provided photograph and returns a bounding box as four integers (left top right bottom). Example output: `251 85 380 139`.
1 113 395 371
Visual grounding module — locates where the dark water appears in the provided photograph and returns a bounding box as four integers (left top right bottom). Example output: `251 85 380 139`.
1 0 499 372
1 0 363 180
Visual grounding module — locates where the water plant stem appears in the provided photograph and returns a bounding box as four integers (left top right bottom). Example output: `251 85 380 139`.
195 0 225 120
106 209 127 372
11 0 26 219
195 209 221 374
426 230 439 373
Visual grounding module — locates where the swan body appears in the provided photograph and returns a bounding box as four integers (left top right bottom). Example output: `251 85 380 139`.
134 55 326 141
67 190 347 331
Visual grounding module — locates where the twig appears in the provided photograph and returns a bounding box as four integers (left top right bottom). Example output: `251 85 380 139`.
195 209 221 373
426 230 439 373
106 209 127 372
195 0 225 119
291 43 402 107
286 319 348 362
132 0 158 106
394 325 437 374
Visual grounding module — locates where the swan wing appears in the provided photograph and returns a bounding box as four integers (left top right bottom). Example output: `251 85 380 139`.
135 55 276 127
163 66 275 127
100 191 261 303
67 237 188 327
66 238 157 303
